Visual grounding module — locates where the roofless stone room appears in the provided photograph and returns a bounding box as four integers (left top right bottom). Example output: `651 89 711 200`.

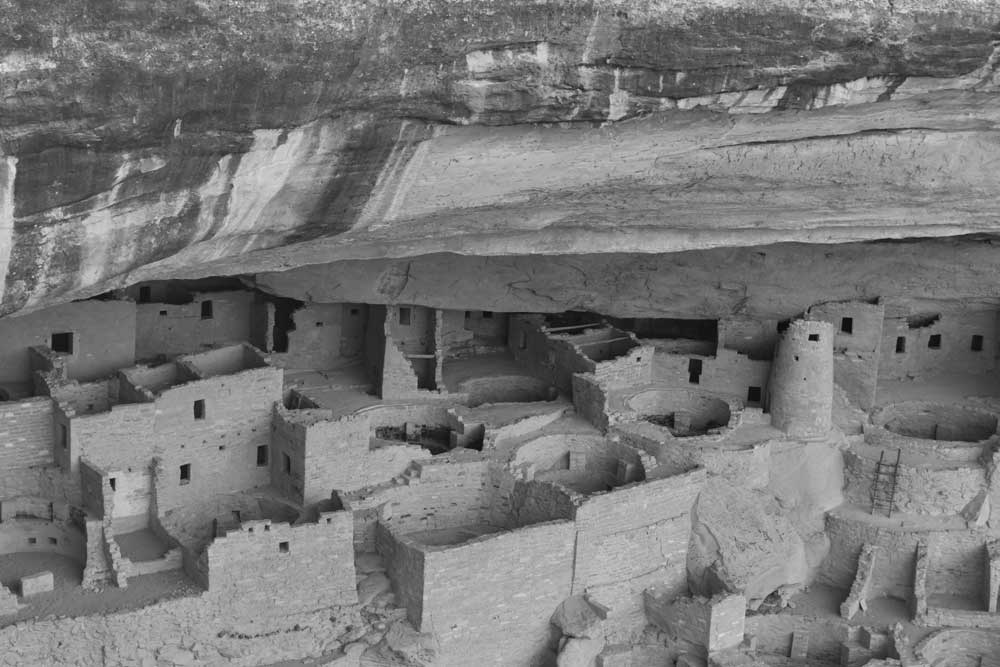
3 1 1000 666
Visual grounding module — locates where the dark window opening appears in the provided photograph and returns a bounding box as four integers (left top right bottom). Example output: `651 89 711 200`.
928 334 942 349
808 334 820 342
48 537 57 545
972 335 984 352
398 307 411 326
27 537 36 545
747 386 762 404
109 477 116 491
271 298 301 353
59 424 68 450
256 445 269 466
159 310 168 316
350 308 359 316
315 321 324 327
283 453 291 474
907 313 941 329
688 358 703 385
483 311 493 319
464 311 471 319
200 300 213 319
279 541 289 553
232 510 241 523
840 317 854 334
51 332 73 354
193 399 205 420
895 337 906 354
777 320 791 334
610 317 718 343
138 286 151 303
179 464 191 484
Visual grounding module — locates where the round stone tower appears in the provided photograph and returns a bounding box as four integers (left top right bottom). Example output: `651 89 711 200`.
768 319 834 438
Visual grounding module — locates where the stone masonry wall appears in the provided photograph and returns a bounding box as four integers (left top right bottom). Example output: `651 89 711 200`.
572 468 706 623
268 302 354 370
135 291 254 360
204 512 357 612
421 520 576 667
652 347 770 405
572 373 611 431
153 367 281 513
375 523 425 628
70 403 157 473
879 307 998 380
0 397 54 498
768 320 834 437
807 300 884 409
0 300 136 386
926 530 989 600
843 450 987 516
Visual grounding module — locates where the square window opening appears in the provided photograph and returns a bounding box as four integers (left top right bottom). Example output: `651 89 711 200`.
159 310 168 316
179 463 191 485
895 336 906 354
193 399 205 420
315 321 324 327
747 386 762 404
27 537 36 545
257 445 269 466
48 537 57 545
972 335 984 352
59 424 68 450
279 541 289 553
840 317 854 334
928 334 942 349
808 334 820 342
200 300 214 319
398 307 411 326
51 332 73 354
349 308 359 316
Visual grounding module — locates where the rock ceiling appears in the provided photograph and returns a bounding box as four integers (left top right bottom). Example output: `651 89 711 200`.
2 0 1000 316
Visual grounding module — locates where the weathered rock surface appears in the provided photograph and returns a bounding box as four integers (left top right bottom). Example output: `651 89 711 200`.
688 480 808 605
2 1 1000 313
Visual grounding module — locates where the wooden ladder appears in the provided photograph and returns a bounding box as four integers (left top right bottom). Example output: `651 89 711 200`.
870 449 901 518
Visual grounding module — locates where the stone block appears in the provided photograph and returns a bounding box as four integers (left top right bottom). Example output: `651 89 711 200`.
840 640 870 667
20 571 54 597
789 631 808 660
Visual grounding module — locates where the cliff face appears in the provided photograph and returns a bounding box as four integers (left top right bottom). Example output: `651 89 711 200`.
2 0 1000 314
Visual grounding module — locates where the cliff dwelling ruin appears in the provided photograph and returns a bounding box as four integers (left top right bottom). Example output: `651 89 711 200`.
3 2 1000 667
